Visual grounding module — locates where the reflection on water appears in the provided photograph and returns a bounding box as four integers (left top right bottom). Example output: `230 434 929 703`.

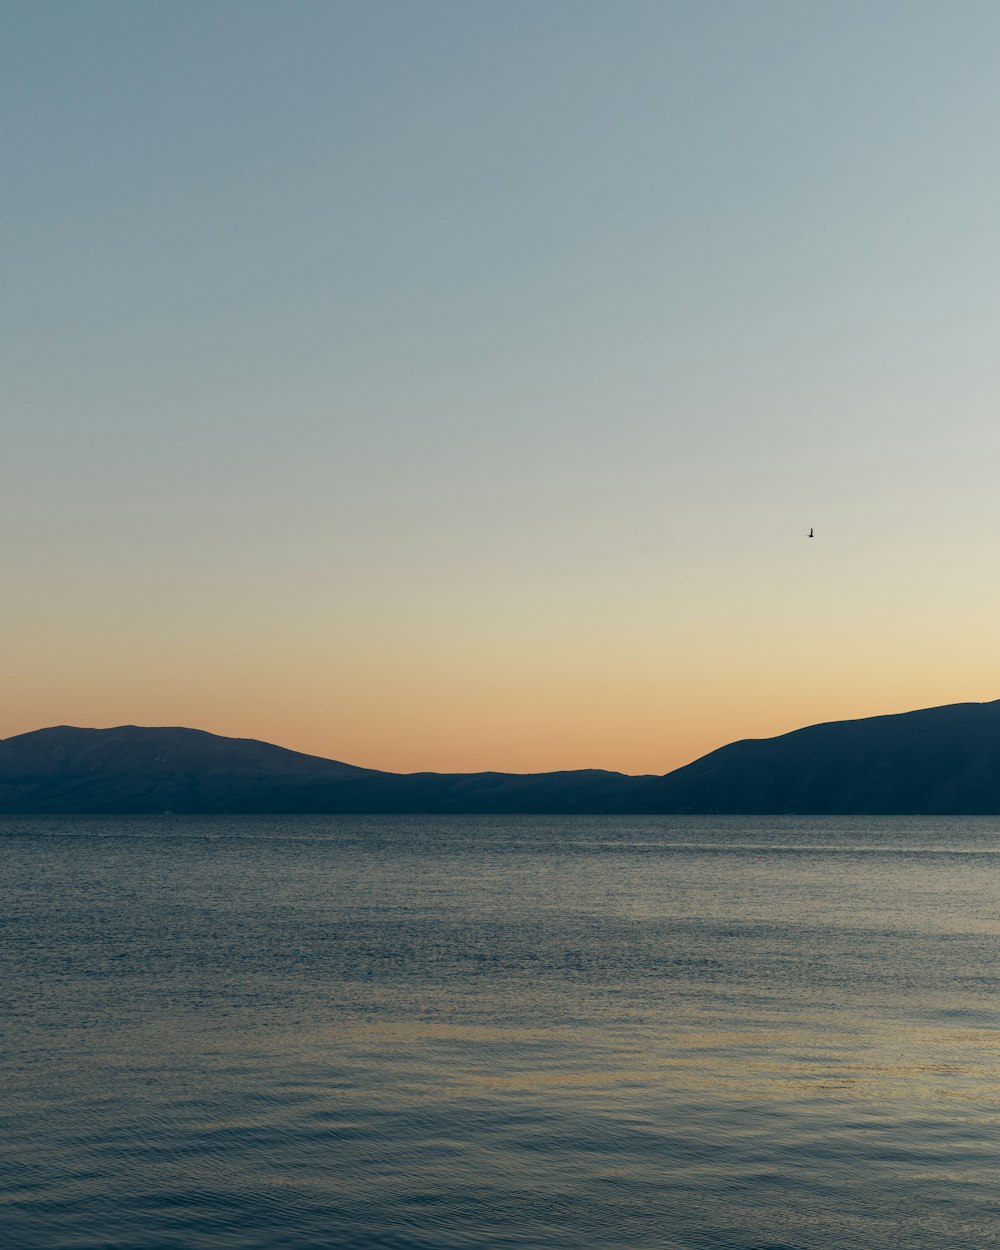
2 815 999 1249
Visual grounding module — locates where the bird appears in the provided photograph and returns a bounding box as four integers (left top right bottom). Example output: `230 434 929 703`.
808 527 814 538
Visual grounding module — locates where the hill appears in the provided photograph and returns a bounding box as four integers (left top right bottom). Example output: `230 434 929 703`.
1 701 1000 813
0 724 640 814
640 699 1000 814
0 725 376 814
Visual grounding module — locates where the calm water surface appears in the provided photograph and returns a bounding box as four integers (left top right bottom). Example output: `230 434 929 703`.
2 815 999 1249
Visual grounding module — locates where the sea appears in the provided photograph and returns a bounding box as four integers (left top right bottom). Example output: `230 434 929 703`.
2 815 999 1250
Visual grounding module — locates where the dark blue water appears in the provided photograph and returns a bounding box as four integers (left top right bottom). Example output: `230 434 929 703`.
2 815 999 1249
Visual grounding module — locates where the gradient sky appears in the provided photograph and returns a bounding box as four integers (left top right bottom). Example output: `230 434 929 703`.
5 0 1000 774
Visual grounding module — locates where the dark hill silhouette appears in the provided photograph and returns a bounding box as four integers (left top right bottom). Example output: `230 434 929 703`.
0 725 378 814
638 699 1000 814
0 724 640 814
1 701 1000 814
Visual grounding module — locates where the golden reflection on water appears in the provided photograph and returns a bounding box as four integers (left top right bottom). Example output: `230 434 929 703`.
261 1012 1000 1110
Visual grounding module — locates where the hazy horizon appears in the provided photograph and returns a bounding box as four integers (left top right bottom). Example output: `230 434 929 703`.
6 1 1000 773
8 692 1000 781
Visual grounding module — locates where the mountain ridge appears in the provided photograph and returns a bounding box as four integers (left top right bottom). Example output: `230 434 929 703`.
3 700 1000 813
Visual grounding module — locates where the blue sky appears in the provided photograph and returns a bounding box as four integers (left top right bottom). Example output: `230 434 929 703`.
5 1 1000 771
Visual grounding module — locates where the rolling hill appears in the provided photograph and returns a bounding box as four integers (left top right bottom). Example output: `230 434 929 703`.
2 700 1000 814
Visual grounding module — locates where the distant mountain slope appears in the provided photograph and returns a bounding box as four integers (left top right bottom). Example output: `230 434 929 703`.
0 725 378 814
0 724 641 814
641 699 1000 814
2 701 1000 814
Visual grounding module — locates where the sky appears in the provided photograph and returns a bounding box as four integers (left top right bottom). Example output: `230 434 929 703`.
4 0 1000 774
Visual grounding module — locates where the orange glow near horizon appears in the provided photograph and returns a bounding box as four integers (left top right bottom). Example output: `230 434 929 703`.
4 575 997 774
6 506 999 776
